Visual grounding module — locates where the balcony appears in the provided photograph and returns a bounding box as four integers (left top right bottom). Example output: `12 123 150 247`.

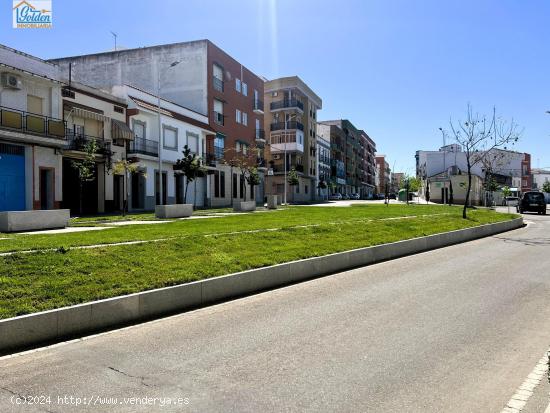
257 157 267 171
269 129 304 154
213 111 224 126
66 130 109 154
127 137 159 157
270 121 304 132
270 98 304 113
253 98 264 114
255 129 266 145
0 105 66 141
213 76 224 92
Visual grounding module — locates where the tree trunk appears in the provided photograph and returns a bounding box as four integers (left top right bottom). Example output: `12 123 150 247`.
463 161 472 219
79 181 83 216
184 177 189 204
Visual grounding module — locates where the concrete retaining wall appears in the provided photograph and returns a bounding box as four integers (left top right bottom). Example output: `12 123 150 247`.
0 209 70 232
0 217 523 354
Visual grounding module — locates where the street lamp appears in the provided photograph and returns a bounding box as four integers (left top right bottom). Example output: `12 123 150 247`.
157 60 180 205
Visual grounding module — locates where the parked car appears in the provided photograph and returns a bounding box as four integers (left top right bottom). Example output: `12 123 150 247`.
503 196 519 207
517 191 546 214
329 193 342 200
350 193 360 200
342 194 350 200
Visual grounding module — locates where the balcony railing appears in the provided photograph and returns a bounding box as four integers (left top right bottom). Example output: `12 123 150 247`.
270 98 304 112
255 129 265 140
127 137 159 157
253 98 264 113
257 157 267 169
213 76 224 92
270 121 304 132
66 130 108 153
0 105 66 140
213 111 224 126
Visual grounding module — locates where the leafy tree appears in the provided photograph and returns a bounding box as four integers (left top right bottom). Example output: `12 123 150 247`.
440 105 521 219
542 181 550 193
244 167 261 202
71 139 98 215
287 168 299 186
112 159 139 216
317 180 327 189
222 143 263 202
400 176 420 192
174 145 207 204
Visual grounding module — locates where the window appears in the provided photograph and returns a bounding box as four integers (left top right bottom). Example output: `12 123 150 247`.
186 132 199 154
233 173 238 199
214 99 224 125
133 120 146 139
242 82 248 96
240 175 245 198
213 64 224 92
163 125 178 150
305 185 308 194
27 95 43 115
255 118 260 131
242 112 248 126
272 91 278 97
214 133 225 159
236 78 241 92
236 109 242 124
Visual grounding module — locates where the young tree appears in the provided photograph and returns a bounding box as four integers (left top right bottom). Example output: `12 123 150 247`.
244 167 261 202
287 167 299 203
112 159 139 216
71 139 98 215
222 144 263 203
440 105 521 219
541 181 550 194
502 185 512 213
174 145 207 204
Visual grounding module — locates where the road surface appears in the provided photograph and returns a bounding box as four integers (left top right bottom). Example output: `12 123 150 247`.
1 212 549 412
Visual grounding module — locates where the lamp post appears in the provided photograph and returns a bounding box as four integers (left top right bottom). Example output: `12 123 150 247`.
157 60 180 205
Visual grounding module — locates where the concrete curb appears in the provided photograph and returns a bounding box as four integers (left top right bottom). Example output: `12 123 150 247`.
0 217 523 354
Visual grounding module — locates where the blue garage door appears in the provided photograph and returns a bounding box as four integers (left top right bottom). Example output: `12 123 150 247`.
0 143 26 211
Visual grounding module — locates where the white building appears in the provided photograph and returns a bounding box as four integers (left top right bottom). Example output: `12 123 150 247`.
0 45 65 211
112 85 214 210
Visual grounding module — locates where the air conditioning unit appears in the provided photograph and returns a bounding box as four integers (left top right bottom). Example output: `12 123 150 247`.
273 154 281 160
1 73 22 89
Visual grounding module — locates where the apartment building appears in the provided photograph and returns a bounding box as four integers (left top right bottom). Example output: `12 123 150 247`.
0 45 65 212
359 130 376 198
61 81 132 214
375 155 391 195
50 39 266 208
316 133 331 200
264 76 322 203
111 85 213 210
317 119 366 196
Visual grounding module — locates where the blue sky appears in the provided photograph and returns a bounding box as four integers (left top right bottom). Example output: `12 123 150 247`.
3 0 550 173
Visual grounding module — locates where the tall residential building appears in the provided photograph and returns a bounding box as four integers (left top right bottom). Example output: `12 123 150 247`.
317 119 370 196
263 76 322 203
50 40 266 207
0 45 65 212
359 130 377 198
375 155 391 195
316 133 331 200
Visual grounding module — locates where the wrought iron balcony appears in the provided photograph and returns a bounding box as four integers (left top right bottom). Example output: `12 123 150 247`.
270 98 304 112
127 136 159 157
66 130 109 153
253 98 264 114
0 105 66 140
213 111 224 126
270 121 304 132
213 76 224 92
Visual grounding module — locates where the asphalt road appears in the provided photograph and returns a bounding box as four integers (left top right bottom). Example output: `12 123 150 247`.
1 212 550 412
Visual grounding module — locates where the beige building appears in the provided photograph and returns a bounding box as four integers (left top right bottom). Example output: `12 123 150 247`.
423 171 484 205
264 76 322 203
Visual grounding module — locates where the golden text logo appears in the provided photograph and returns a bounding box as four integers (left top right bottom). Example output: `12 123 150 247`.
13 0 52 29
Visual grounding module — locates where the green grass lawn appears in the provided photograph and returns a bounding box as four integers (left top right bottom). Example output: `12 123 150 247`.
0 205 517 319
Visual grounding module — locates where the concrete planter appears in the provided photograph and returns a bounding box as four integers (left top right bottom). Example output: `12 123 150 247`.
233 201 256 212
267 195 278 209
0 209 70 233
155 204 193 219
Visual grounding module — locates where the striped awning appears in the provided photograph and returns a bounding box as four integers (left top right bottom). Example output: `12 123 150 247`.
72 107 110 123
111 119 134 141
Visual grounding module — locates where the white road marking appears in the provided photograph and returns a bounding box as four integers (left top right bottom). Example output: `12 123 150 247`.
501 350 549 412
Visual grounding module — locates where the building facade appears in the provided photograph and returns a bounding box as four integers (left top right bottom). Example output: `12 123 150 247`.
0 45 65 212
375 155 391 195
263 76 322 203
50 39 266 207
316 133 331 200
359 130 376 198
112 85 213 211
